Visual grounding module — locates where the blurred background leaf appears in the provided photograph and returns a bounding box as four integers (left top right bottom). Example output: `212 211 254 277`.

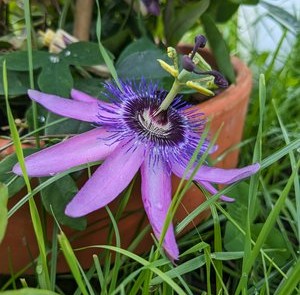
40 175 87 231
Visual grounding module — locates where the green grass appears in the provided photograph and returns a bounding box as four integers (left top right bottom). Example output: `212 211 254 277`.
0 2 300 295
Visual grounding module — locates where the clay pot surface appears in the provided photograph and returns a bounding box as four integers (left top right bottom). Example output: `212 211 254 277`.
0 139 33 160
0 50 252 274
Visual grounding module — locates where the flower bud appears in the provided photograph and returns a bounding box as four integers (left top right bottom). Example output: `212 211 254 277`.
194 35 207 49
191 35 207 59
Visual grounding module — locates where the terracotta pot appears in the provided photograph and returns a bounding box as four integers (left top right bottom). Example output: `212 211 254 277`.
0 50 252 274
0 138 34 160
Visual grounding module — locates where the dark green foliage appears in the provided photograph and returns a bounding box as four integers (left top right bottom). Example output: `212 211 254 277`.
40 175 87 230
0 42 108 97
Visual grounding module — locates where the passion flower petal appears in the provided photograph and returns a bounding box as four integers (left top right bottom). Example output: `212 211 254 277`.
13 128 117 177
65 141 145 217
141 155 179 261
171 161 260 184
28 90 100 122
71 89 101 103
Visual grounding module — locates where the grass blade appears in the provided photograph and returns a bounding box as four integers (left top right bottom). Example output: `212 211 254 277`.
24 0 39 147
0 289 60 295
274 258 300 295
93 254 108 295
106 206 121 294
95 0 122 90
57 232 90 295
240 74 265 293
210 202 223 293
92 245 187 295
3 60 50 288
235 159 300 294
273 99 300 250
0 183 8 243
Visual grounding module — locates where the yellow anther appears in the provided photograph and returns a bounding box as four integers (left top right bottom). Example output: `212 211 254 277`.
186 81 215 96
157 59 179 78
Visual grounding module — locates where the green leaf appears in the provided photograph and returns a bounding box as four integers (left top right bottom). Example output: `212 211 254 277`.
38 60 73 97
116 50 170 83
224 182 260 251
0 183 8 243
201 13 236 83
251 224 291 266
102 28 131 53
40 175 87 230
1 50 49 71
117 37 159 65
117 40 182 88
225 222 291 265
45 114 92 135
214 1 239 23
165 0 210 46
224 222 244 252
73 77 106 100
0 70 30 95
0 149 38 197
228 182 260 225
60 42 107 66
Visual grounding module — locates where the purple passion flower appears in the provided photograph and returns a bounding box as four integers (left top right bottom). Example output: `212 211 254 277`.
13 81 259 261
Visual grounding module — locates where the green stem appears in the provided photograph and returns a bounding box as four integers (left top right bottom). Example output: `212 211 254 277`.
24 0 40 148
158 69 192 112
158 80 182 111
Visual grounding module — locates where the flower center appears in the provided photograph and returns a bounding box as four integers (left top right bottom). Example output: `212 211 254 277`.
123 99 186 147
137 108 172 138
98 81 207 165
